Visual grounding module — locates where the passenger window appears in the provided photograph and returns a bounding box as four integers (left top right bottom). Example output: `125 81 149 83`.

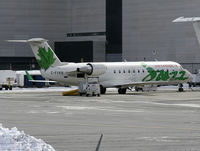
142 70 144 73
133 70 135 73
128 70 130 73
114 70 116 73
119 70 121 73
138 70 140 73
123 70 126 73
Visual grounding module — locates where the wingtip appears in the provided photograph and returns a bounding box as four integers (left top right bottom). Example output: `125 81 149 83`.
172 16 184 22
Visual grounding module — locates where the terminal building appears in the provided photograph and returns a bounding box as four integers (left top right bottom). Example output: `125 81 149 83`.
0 0 200 73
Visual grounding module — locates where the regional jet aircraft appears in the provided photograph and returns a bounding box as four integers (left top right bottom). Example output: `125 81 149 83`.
8 38 192 94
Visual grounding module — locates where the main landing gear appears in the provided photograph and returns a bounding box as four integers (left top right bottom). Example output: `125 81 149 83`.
100 85 106 94
118 88 127 94
178 83 184 92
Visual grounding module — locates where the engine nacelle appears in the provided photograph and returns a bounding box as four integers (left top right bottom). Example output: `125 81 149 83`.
77 63 107 76
87 63 107 76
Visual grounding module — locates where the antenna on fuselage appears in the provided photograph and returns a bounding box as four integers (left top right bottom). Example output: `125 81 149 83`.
152 50 158 61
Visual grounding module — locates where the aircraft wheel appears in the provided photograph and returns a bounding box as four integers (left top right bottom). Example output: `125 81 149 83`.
100 85 106 94
178 87 184 92
135 86 143 92
5 86 8 90
178 84 184 92
118 88 127 94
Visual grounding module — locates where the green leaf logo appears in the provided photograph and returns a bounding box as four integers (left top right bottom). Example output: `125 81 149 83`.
37 47 56 70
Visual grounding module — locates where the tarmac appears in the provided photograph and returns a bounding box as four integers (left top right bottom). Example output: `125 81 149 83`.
0 87 200 151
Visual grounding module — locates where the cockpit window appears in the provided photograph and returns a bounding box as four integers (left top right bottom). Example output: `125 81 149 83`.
180 66 184 70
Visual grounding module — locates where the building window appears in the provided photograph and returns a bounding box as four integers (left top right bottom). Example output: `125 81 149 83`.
67 32 106 37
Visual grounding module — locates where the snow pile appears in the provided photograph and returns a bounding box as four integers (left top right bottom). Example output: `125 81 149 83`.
0 124 55 151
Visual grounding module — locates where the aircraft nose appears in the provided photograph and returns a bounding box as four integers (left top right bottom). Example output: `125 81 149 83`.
185 69 193 82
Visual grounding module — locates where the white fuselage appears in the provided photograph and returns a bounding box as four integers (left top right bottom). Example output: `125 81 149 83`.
41 61 192 88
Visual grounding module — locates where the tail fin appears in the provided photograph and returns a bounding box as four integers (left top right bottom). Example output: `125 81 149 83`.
7 38 62 70
25 70 34 81
24 70 56 83
173 17 200 46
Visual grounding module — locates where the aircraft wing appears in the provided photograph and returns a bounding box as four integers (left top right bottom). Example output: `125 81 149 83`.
29 80 57 83
113 81 173 88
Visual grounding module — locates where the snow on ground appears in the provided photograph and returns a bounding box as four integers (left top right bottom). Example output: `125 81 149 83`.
0 124 55 151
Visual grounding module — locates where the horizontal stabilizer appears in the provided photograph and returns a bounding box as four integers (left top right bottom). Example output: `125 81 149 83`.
6 40 28 43
7 38 62 69
173 17 200 22
6 38 48 43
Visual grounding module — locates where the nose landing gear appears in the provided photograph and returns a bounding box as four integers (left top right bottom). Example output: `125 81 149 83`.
178 83 184 92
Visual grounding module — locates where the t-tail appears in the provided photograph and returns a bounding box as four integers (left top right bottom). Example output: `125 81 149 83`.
7 38 62 71
173 17 200 46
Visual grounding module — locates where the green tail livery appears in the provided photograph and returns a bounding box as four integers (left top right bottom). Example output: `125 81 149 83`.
37 47 56 70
